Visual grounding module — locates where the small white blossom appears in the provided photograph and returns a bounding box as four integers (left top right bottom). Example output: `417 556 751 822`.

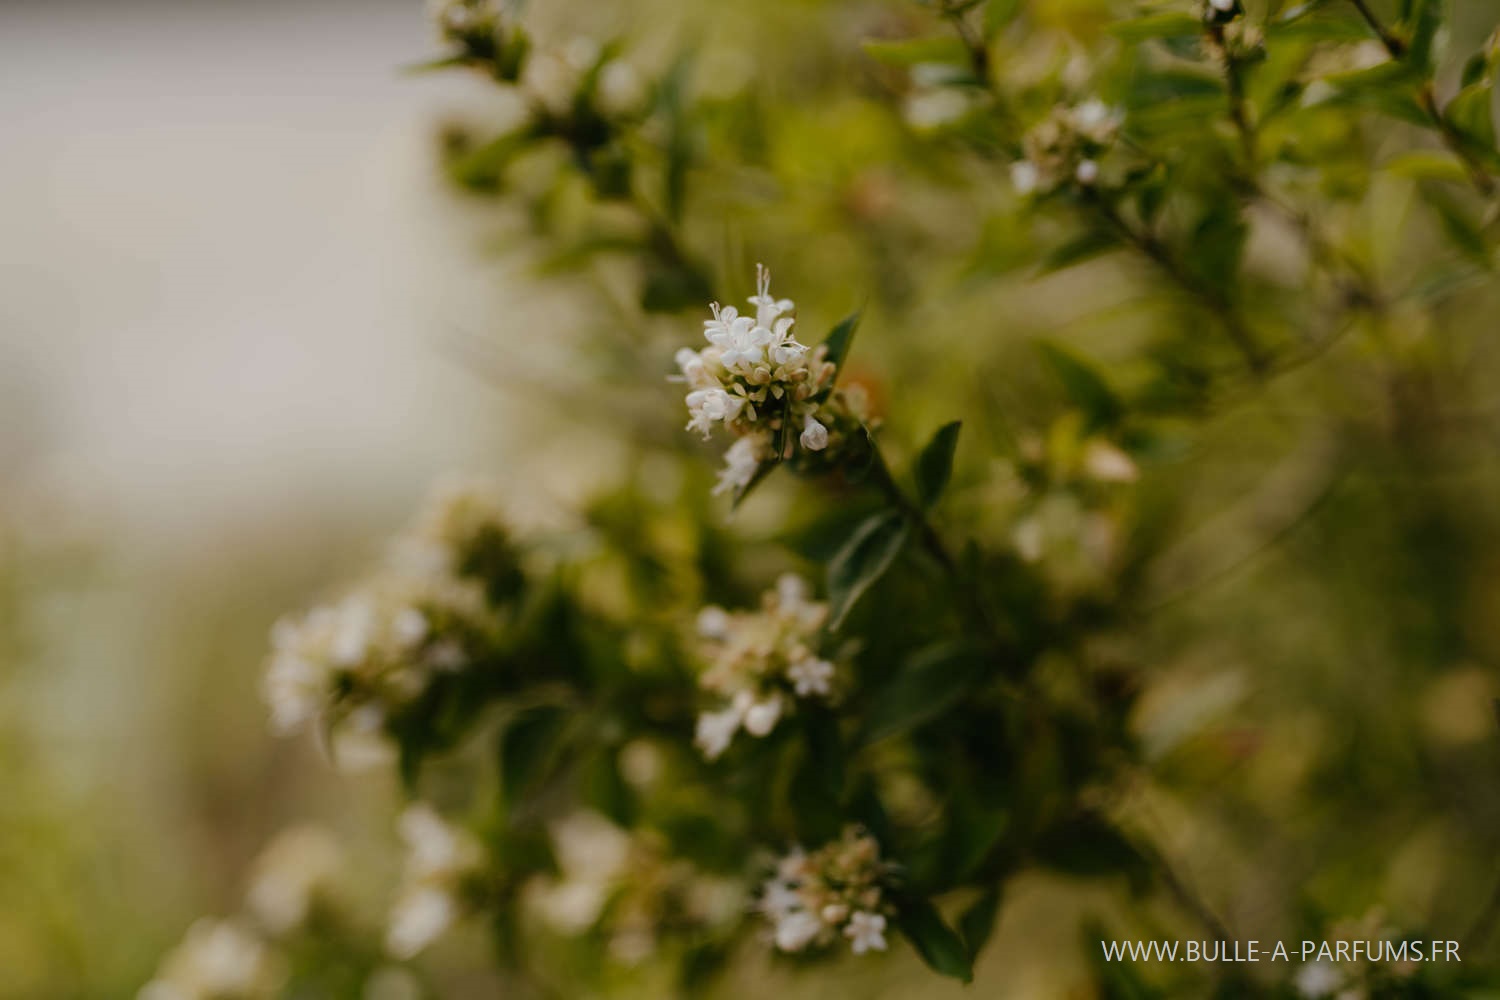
1012 99 1123 196
694 704 743 760
1082 439 1138 483
139 919 278 1000
1075 158 1100 185
787 656 835 697
743 694 785 736
1295 960 1344 998
386 886 457 960
844 911 888 955
713 434 768 497
245 825 342 935
690 575 842 758
800 414 830 451
1010 160 1040 195
774 910 824 952
759 829 892 958
385 804 484 959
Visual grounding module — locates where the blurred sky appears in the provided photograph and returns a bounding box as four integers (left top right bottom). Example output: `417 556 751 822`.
0 2 539 965
0 0 518 545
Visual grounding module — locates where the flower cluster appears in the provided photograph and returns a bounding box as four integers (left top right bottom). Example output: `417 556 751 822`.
385 803 487 959
262 484 516 759
692 574 841 759
1010 99 1122 195
428 0 528 80
138 919 280 1000
759 827 893 956
674 265 871 497
527 811 745 965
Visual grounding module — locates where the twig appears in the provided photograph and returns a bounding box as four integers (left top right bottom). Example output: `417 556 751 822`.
1345 0 1496 195
1086 192 1270 374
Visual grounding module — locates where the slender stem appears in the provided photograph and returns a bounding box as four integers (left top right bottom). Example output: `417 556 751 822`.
866 442 1005 646
1345 0 1496 195
1087 192 1270 374
943 6 990 87
1209 24 1257 168
1136 838 1236 943
1348 0 1408 58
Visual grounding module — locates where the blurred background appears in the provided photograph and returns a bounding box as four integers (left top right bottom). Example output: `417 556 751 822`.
0 1 527 992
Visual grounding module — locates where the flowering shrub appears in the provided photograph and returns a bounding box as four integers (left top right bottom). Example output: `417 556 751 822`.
141 0 1500 996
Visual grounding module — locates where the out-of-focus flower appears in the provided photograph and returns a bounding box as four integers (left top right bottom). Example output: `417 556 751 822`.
138 919 280 1000
691 574 842 759
385 803 485 959
759 828 893 956
263 483 519 755
1294 960 1344 997
1011 99 1123 196
245 825 342 935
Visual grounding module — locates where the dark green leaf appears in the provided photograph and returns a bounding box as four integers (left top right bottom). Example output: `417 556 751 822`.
896 897 974 983
501 705 571 807
1422 184 1492 268
862 639 991 744
1033 812 1149 881
827 510 909 630
641 258 714 313
959 886 1003 962
820 311 863 379
1037 228 1121 274
915 421 962 508
1034 341 1123 428
1446 80 1497 157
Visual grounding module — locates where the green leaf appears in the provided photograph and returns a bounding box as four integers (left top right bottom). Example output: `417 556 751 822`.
790 708 846 842
1107 12 1203 42
826 510 909 630
501 705 571 807
959 886 1003 962
1446 80 1497 157
1038 228 1121 274
641 257 714 313
862 639 991 744
861 36 969 68
896 897 974 983
1382 150 1469 182
915 421 962 508
1033 812 1149 882
1421 184 1492 268
983 0 1024 37
1034 341 1123 428
821 311 863 377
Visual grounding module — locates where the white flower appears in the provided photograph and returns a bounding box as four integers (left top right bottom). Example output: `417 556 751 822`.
330 596 376 666
760 879 802 920
774 910 824 953
1082 440 1138 482
844 911 888 955
787 656 835 697
1075 158 1100 185
686 388 746 438
400 803 482 880
713 434 766 497
1010 160 1040 195
384 804 483 958
1295 960 1344 998
1072 98 1111 131
800 414 830 451
245 825 341 935
696 605 731 639
391 607 428 649
386 886 457 960
263 649 326 735
694 705 743 760
1209 0 1236 11
743 694 785 737
139 919 275 1000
